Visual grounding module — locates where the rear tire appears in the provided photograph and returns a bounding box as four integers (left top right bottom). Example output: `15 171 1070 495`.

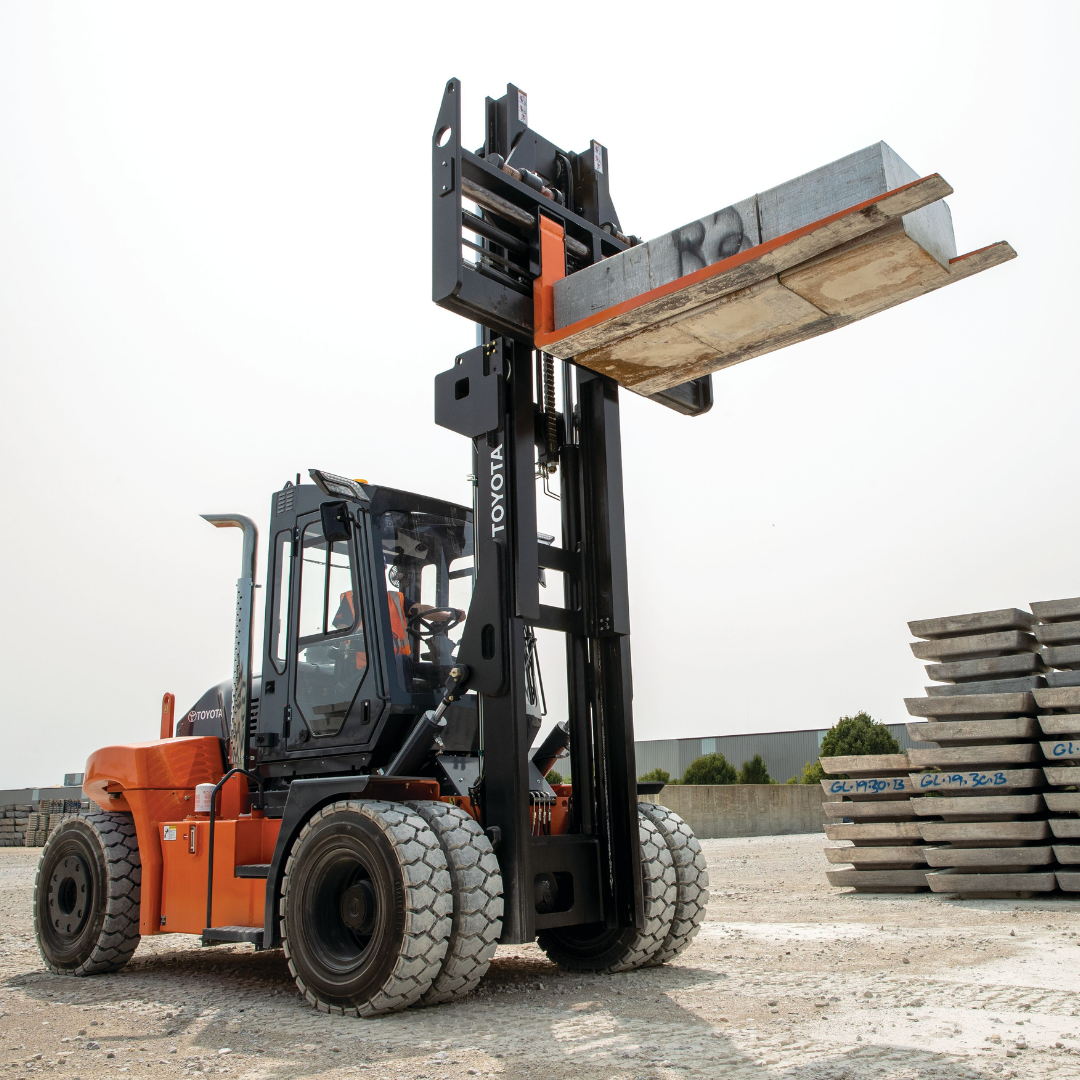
280 800 452 1016
33 812 141 976
536 809 675 972
407 801 503 1004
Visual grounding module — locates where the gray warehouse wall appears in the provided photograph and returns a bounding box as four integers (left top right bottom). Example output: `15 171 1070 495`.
634 723 932 784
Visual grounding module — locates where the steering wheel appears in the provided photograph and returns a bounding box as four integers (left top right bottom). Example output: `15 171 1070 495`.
407 606 464 638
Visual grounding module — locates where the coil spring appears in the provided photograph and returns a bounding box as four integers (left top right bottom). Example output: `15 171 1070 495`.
543 353 557 466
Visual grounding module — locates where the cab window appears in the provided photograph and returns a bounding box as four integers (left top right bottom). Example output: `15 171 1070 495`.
295 519 367 736
269 530 292 674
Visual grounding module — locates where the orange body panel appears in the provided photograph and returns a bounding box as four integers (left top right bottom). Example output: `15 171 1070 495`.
160 815 281 935
85 737 224 809
84 737 225 934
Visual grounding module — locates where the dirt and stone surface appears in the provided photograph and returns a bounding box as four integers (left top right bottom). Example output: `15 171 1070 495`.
3 833 1080 1079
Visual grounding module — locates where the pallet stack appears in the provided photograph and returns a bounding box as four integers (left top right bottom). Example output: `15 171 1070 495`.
1029 596 1080 893
820 754 930 892
905 608 1054 899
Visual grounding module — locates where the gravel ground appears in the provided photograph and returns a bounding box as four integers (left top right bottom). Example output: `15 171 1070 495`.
4 832 1080 1079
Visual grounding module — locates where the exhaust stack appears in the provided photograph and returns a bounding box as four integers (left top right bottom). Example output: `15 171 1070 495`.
201 514 259 769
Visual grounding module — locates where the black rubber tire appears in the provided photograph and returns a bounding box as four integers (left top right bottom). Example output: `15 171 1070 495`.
33 812 141 976
638 802 710 965
536 809 676 972
407 801 503 1004
280 800 452 1016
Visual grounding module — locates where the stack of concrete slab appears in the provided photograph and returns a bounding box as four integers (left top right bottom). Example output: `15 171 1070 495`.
1032 597 1080 687
1031 681 1080 893
820 754 930 892
0 803 30 847
904 609 1054 899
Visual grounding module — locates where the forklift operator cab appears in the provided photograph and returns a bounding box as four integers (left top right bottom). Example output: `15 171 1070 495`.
260 480 473 766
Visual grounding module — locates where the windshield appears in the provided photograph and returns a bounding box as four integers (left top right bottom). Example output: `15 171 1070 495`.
375 509 474 696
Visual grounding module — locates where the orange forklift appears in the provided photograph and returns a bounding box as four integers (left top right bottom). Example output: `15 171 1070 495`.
33 76 1010 1016
33 81 710 1016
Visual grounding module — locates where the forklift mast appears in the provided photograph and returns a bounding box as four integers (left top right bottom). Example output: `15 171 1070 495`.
430 80 704 942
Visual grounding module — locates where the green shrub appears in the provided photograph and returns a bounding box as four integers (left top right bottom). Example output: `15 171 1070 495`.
737 754 774 784
682 752 737 785
820 711 899 757
546 769 565 786
638 767 671 785
785 774 800 784
805 711 898 782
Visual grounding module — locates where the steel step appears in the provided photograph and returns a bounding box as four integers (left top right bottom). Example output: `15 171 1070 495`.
201 926 264 949
234 864 271 878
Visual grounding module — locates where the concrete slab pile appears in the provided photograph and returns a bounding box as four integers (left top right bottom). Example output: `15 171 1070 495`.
902 608 1054 898
819 755 930 892
0 804 30 847
1031 679 1080 893
1031 597 1080 688
21 799 89 847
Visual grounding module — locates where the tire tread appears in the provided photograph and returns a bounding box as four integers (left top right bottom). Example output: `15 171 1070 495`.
407 801 503 1004
637 802 709 964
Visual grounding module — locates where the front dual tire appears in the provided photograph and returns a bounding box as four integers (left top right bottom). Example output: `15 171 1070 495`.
537 803 708 972
280 800 502 1016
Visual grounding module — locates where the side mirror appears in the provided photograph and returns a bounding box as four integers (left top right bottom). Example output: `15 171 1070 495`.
320 501 352 543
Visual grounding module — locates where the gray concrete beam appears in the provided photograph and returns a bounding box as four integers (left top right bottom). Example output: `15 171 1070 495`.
822 800 917 821
824 845 928 868
917 820 1050 845
1044 766 1080 787
819 754 910 777
908 768 1043 793
825 868 928 892
1030 597 1080 622
925 676 1045 697
910 632 1036 663
1039 716 1080 736
922 846 1053 870
908 745 1041 769
925 653 1045 683
908 609 1034 640
910 793 1044 818
925 870 1056 897
823 822 924 844
907 718 1039 745
1033 686 1080 710
905 693 1036 719
1034 620 1080 646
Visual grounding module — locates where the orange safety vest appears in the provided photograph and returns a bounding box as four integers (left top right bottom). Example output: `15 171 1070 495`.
335 590 411 663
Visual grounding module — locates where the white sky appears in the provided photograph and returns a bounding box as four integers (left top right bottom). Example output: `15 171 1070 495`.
0 3 1075 788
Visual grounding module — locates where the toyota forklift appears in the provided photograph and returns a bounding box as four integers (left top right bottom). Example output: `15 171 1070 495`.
32 80 711 1015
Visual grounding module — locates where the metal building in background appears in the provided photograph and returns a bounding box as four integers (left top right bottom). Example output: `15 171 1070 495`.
633 724 933 785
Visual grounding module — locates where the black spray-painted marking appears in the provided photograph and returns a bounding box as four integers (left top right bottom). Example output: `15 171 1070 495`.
672 207 752 277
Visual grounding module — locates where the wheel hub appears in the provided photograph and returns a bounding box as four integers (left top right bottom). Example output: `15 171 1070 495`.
48 855 90 938
340 880 376 934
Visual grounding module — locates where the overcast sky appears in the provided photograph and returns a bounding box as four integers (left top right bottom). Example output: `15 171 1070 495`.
0 3 1075 788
